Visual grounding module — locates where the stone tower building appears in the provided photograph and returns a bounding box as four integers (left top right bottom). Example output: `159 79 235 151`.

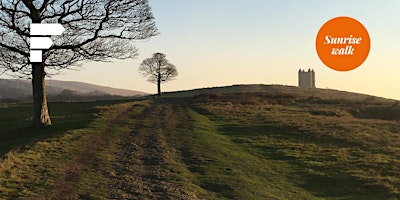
298 69 315 88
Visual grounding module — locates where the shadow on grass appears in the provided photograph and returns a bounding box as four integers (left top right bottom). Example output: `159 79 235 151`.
0 100 127 157
298 170 391 200
218 123 357 148
216 121 396 199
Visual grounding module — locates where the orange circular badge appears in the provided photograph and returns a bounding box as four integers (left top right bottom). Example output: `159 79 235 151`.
316 16 370 71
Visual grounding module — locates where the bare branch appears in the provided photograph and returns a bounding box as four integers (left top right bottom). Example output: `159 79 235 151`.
0 0 158 78
139 52 178 84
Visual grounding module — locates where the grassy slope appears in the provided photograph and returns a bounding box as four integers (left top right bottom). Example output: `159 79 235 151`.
0 85 399 199
162 94 399 199
193 103 400 199
167 106 319 199
0 100 138 198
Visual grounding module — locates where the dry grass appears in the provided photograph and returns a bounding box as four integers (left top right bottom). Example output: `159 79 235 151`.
192 91 400 199
0 85 399 199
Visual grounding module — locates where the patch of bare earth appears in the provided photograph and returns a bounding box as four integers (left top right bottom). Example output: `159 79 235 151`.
48 105 136 199
110 103 200 199
49 102 201 199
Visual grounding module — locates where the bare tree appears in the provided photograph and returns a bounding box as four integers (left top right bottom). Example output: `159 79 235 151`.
0 0 158 127
139 52 178 96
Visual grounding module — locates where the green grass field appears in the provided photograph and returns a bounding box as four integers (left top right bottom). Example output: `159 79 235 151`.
0 85 399 199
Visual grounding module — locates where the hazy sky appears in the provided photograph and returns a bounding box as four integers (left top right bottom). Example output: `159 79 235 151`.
4 1 400 100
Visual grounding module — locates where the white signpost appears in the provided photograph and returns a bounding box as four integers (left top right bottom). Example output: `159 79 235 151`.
30 37 54 49
30 24 65 36
30 23 65 62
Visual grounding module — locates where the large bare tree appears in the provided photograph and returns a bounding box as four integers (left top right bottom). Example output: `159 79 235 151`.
0 0 158 127
138 52 178 96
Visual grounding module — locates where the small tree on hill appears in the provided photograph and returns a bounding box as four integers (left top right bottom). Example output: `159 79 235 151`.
138 53 178 96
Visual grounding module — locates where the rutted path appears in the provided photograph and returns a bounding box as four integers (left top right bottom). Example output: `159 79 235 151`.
49 103 140 199
44 99 203 199
109 102 200 199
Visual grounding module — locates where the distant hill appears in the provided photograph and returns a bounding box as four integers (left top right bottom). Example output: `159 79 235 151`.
0 79 147 102
46 80 147 96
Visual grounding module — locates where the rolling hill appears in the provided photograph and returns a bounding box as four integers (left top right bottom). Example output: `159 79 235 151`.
0 84 399 199
45 80 147 96
0 79 147 102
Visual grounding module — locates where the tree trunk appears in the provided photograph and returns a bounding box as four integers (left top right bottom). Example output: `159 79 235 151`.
157 72 161 96
32 63 52 127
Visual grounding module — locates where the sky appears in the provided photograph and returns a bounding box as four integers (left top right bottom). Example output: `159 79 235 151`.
3 0 400 100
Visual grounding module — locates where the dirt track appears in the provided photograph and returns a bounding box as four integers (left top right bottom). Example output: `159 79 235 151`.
109 103 199 199
49 101 201 199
